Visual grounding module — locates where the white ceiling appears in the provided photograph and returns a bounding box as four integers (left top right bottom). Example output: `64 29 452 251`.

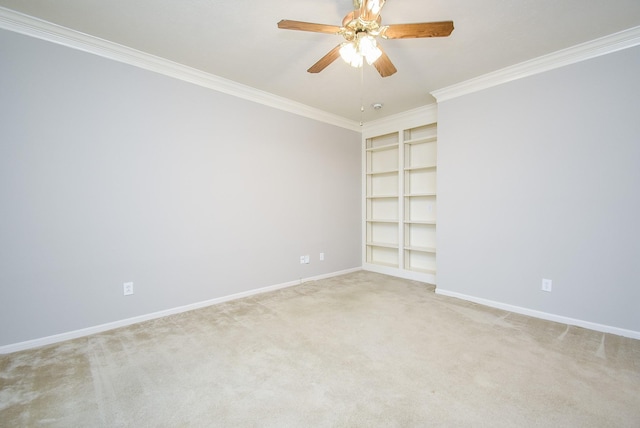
2 0 640 122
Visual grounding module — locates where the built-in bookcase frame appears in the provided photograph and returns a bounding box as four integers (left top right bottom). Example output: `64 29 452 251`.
363 106 437 284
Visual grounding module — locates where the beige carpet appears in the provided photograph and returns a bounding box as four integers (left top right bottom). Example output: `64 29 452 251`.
1 271 639 427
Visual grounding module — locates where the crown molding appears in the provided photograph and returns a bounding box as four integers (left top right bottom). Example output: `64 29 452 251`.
431 25 640 103
362 104 438 137
0 7 361 132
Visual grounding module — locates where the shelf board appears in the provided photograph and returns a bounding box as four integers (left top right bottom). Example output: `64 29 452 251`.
404 220 437 225
404 192 437 197
404 136 437 145
367 194 398 199
405 246 437 253
366 168 399 175
366 218 398 223
366 241 399 249
404 164 436 171
366 142 398 152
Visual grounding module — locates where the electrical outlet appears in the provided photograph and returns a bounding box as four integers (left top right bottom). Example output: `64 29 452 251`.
300 255 310 264
123 282 134 296
320 252 325 261
541 278 552 292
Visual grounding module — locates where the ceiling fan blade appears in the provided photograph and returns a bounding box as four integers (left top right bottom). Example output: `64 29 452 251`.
307 44 343 73
372 45 397 77
358 0 386 22
277 20 342 34
382 21 454 39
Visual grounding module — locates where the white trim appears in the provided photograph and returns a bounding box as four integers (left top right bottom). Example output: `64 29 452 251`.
0 7 361 132
362 104 438 138
0 267 361 355
431 25 640 103
435 288 640 340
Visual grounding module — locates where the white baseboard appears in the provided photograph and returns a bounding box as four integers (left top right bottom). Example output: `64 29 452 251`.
0 267 362 355
435 288 640 340
301 267 362 283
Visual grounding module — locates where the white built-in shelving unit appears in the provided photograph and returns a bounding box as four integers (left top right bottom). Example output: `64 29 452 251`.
365 131 400 268
403 124 437 276
363 106 437 284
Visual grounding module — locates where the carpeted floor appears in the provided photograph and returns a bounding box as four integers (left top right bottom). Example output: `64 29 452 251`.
1 271 639 427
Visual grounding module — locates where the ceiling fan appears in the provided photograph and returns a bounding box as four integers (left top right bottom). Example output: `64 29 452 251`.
277 0 454 77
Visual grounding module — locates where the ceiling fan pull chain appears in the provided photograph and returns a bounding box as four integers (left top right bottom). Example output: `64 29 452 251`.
359 65 365 126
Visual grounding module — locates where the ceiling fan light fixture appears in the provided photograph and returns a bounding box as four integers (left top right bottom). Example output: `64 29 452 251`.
339 35 381 68
339 42 363 67
278 0 452 77
360 35 382 64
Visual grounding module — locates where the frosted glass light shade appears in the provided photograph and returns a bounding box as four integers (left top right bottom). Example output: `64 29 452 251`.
360 36 382 65
339 36 382 68
340 42 363 67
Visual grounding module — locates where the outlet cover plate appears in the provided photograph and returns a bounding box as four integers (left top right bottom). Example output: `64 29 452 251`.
123 282 134 296
541 278 552 292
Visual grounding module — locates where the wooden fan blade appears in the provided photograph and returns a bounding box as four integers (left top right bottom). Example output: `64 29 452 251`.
358 0 386 22
307 44 343 73
382 21 454 39
372 45 397 77
277 20 342 34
